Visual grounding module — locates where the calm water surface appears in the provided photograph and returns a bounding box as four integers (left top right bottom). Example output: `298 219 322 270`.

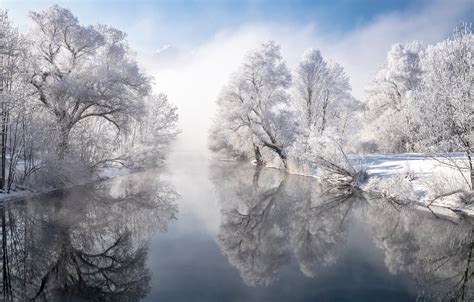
0 154 472 301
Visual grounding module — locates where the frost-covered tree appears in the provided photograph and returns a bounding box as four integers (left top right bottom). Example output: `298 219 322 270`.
0 5 181 190
27 5 151 158
411 24 474 189
294 49 354 136
0 10 34 192
363 42 423 152
67 92 178 172
294 49 327 130
209 41 296 168
119 93 179 168
361 24 473 192
289 49 360 175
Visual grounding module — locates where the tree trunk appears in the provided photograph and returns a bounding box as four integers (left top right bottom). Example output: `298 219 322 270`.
306 88 313 129
0 105 7 192
252 163 263 188
57 126 71 160
471 167 474 192
253 143 264 166
320 100 328 135
467 149 474 191
0 51 5 192
263 142 287 169
1 207 12 300
279 151 288 170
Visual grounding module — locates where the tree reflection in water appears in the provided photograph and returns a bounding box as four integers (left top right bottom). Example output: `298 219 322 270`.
0 170 179 301
365 195 474 301
211 162 473 301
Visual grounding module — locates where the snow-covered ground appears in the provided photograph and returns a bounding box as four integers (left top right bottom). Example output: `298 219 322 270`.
358 153 464 181
357 152 473 217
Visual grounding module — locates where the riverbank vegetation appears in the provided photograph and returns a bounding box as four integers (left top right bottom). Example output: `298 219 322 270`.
209 24 473 211
0 5 179 193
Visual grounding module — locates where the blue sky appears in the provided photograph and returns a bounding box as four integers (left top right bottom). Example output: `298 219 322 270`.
2 0 471 52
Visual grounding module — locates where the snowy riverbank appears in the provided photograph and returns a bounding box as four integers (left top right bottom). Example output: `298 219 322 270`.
269 152 474 218
358 153 474 217
0 165 133 204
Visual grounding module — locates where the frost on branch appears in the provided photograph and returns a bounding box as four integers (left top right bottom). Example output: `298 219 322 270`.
209 42 361 175
209 41 297 168
0 6 180 189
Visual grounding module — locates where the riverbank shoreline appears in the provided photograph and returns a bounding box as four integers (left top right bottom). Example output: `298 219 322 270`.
236 152 474 218
0 166 135 204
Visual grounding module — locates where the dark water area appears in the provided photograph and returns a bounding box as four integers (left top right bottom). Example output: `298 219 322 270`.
0 159 472 301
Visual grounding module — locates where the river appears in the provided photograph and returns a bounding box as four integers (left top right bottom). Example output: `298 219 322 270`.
0 152 472 301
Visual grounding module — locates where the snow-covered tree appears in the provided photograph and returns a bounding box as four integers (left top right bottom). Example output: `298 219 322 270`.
294 49 357 136
411 24 474 189
0 10 34 191
209 41 296 168
289 48 360 175
27 5 151 158
119 93 179 168
65 92 178 174
294 49 327 130
362 42 423 152
0 5 181 190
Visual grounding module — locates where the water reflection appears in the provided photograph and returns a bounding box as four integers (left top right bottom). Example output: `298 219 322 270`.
0 163 471 301
211 162 474 301
0 171 178 301
365 196 474 301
